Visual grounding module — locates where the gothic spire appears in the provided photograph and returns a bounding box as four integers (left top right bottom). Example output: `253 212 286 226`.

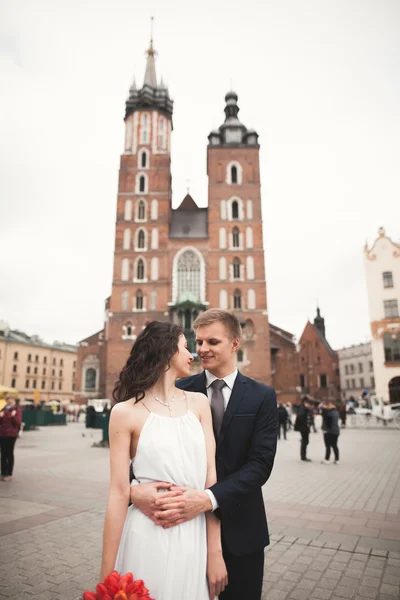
143 40 157 88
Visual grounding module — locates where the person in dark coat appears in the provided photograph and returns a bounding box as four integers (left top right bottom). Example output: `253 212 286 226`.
277 403 289 440
295 397 313 462
321 401 340 464
0 396 22 481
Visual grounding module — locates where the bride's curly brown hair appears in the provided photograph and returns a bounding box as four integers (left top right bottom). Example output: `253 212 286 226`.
112 321 183 404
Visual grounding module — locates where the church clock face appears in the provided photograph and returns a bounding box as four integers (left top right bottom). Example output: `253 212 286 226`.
225 129 242 143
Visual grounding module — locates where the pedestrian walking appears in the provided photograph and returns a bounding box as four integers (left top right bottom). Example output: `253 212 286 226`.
0 395 22 481
321 401 340 464
338 402 347 428
277 403 289 440
294 397 313 462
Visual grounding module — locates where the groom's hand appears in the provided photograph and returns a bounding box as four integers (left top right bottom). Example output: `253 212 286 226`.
130 482 184 524
154 487 212 528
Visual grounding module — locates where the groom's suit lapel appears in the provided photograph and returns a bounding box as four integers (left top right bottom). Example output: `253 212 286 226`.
190 371 208 395
217 371 248 448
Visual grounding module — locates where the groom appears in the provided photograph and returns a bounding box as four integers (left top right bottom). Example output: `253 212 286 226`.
130 309 278 599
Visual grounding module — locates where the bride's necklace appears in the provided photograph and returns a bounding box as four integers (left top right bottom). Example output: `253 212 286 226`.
149 390 175 417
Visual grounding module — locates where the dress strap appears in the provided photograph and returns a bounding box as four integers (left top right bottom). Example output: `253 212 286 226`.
182 390 188 412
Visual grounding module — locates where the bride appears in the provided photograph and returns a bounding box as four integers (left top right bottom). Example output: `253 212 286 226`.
100 321 227 599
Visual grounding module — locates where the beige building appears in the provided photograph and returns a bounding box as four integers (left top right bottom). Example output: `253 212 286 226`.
364 228 400 404
337 342 375 399
0 320 77 403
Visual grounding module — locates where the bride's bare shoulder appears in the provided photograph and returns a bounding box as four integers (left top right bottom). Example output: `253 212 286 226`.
110 399 144 426
185 391 210 415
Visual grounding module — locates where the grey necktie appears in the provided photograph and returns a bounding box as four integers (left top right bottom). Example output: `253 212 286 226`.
210 379 226 439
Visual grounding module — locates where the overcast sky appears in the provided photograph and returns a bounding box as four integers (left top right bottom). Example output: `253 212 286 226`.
1 0 399 350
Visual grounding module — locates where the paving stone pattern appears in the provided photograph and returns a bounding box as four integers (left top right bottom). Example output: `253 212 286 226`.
0 421 399 599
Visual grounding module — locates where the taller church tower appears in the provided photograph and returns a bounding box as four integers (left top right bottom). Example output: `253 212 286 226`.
104 39 173 397
207 92 272 384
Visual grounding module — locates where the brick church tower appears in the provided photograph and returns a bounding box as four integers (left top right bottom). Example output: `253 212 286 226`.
75 41 272 402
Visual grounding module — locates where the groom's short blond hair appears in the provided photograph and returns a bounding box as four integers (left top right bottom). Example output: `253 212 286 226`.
193 309 242 340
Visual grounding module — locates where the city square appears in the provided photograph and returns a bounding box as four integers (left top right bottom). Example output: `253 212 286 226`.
0 420 399 600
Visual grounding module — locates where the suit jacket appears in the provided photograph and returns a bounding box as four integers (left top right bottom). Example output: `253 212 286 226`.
177 371 278 557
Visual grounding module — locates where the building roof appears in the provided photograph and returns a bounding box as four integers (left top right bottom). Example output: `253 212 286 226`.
169 195 208 238
208 91 259 147
269 322 296 345
0 325 77 353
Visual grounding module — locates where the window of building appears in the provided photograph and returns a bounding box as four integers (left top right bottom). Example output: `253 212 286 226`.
231 166 238 184
232 201 239 219
360 377 364 388
358 363 363 373
27 366 30 374
177 250 201 302
150 290 157 311
73 360 76 368
35 355 39 363
383 271 393 288
124 199 132 220
121 258 129 281
85 368 96 391
43 368 46 376
136 290 144 310
137 200 146 221
219 257 227 280
59 370 63 377
237 349 244 362
233 257 241 280
44 357 47 365
139 176 146 193
233 289 242 309
346 380 350 389
60 359 63 367
11 378 16 388
158 118 166 149
300 374 305 388
384 299 399 318
72 383 76 391
384 333 400 363
41 380 45 390
371 376 375 387
51 382 55 390
13 352 18 360
141 150 147 168
141 113 149 144
352 379 356 389
350 364 355 374
369 361 373 371
59 382 62 391
52 369 55 376
28 354 32 362
53 358 56 366
137 258 145 280
345 365 349 375
26 379 29 388
34 367 38 374
232 227 240 248
33 380 37 389
12 364 17 373
320 374 327 388
121 290 129 311
247 288 256 310
137 229 145 249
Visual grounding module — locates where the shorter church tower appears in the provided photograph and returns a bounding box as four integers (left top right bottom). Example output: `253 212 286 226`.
207 92 272 384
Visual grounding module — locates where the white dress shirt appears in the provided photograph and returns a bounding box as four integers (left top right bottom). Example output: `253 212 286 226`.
204 368 238 511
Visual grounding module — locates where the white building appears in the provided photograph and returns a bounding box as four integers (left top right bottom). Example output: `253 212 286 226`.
337 343 375 399
364 228 400 403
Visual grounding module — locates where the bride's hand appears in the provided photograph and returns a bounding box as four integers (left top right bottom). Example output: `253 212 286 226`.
207 549 228 598
130 482 184 524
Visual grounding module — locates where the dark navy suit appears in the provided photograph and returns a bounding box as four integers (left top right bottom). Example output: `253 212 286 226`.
177 371 278 600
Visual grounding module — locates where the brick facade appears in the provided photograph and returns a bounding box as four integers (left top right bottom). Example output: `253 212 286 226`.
269 323 300 405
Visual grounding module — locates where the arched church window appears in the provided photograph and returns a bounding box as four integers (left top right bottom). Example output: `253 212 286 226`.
158 118 166 149
136 290 144 310
138 200 146 221
232 227 240 248
237 349 244 363
137 259 145 280
233 257 241 280
150 290 157 310
177 250 201 302
126 323 132 336
141 151 147 168
139 176 146 193
137 229 145 249
233 289 242 310
141 114 149 144
231 166 238 184
85 368 96 391
232 201 239 219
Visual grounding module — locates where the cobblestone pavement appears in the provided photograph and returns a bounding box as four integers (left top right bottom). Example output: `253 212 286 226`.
0 419 399 600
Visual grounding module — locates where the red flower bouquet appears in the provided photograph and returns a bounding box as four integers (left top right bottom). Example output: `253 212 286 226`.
83 571 154 600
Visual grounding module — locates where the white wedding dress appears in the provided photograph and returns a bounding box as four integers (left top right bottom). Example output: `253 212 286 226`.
115 409 210 600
